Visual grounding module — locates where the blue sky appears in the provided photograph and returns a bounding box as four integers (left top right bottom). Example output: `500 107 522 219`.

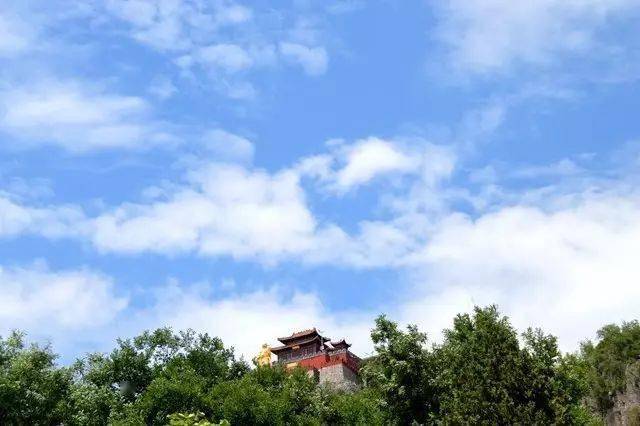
2 0 640 361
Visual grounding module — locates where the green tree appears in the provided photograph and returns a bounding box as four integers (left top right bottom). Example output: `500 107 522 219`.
363 307 587 424
167 412 230 426
207 366 323 425
65 381 121 426
554 352 602 424
321 388 385 425
520 328 586 423
581 320 640 414
435 306 585 424
72 328 249 425
434 306 525 423
361 315 438 424
0 331 72 425
3 310 634 425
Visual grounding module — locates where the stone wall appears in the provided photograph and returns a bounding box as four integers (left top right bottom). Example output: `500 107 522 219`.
318 363 360 392
607 361 640 426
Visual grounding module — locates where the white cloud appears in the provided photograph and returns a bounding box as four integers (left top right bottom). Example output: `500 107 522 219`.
201 129 255 163
196 43 254 73
0 80 175 152
512 158 582 179
3 131 640 355
319 220 418 268
89 163 320 261
104 0 251 52
23 180 640 356
81 138 442 262
222 80 258 100
100 1 262 98
106 0 157 28
175 44 261 97
140 282 375 360
334 138 419 189
0 263 127 333
279 42 329 76
14 179 640 358
0 11 34 56
400 189 640 351
434 0 637 74
0 256 374 361
148 76 177 99
101 1 331 96
77 139 436 265
0 195 83 238
215 3 252 25
0 137 451 267
306 137 456 194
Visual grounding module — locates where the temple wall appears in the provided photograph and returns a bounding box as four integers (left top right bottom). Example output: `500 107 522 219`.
318 363 360 392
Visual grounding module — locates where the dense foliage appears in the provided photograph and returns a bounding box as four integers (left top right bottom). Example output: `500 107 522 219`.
361 306 594 424
1 306 639 425
361 315 438 424
0 332 72 424
434 307 584 424
580 320 640 414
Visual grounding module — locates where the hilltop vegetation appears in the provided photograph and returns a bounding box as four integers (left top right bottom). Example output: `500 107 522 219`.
1 306 639 425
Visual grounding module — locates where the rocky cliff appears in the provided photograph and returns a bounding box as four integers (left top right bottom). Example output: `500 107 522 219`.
607 361 640 426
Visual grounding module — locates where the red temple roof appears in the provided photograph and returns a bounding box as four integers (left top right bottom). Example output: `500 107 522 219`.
277 328 329 344
271 335 327 354
330 339 351 349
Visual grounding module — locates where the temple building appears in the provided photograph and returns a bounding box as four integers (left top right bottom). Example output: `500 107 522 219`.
271 328 361 391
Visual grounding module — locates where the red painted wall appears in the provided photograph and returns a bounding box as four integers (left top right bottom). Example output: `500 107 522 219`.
292 351 359 374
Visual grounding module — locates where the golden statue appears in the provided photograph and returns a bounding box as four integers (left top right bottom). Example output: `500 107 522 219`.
254 343 272 367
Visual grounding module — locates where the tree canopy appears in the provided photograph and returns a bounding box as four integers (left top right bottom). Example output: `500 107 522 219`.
580 320 640 414
1 306 638 424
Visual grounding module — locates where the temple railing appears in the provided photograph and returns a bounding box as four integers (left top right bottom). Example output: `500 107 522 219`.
276 351 321 363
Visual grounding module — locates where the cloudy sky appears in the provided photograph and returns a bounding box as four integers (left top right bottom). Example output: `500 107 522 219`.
1 0 640 361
